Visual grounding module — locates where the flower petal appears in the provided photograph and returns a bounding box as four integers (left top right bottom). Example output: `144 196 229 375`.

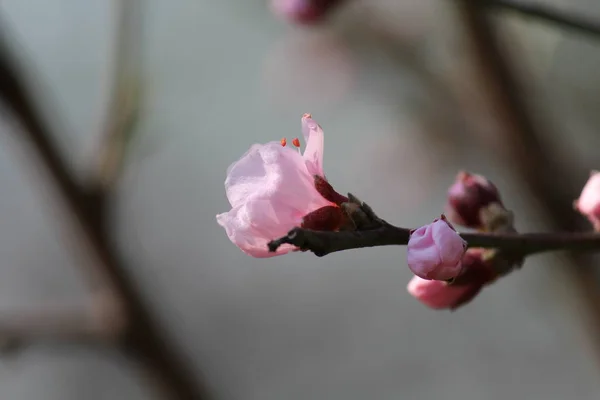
224 141 322 210
407 275 481 310
432 219 467 267
301 113 325 177
217 200 299 258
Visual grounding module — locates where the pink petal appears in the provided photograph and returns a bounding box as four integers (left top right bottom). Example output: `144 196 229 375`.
301 114 325 177
407 275 479 310
406 225 442 278
217 199 300 258
225 141 322 210
576 171 600 215
431 219 467 267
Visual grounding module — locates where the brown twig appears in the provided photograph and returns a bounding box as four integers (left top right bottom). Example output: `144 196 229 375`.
0 307 118 353
268 223 600 257
0 15 211 400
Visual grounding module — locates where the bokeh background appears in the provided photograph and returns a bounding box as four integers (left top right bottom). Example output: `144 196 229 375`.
1 0 600 399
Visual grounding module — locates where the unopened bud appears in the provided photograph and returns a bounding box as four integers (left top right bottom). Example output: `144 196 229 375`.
407 215 467 281
407 248 496 311
446 171 503 230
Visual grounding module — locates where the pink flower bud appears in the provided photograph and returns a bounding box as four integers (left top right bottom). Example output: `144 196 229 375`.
407 248 495 310
407 276 481 310
407 216 467 281
446 171 503 229
574 171 600 230
270 0 345 24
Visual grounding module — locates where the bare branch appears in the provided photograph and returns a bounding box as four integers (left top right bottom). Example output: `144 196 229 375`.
0 306 119 354
484 0 600 38
268 225 411 256
92 0 143 194
268 223 600 257
0 9 212 400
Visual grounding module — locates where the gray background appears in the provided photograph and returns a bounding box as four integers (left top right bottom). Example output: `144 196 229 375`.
1 0 600 399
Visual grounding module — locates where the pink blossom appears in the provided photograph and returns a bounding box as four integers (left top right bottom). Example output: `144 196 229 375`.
217 114 347 257
407 248 496 310
406 216 467 281
574 171 600 230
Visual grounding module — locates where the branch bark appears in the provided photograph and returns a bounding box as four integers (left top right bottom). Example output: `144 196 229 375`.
268 224 600 257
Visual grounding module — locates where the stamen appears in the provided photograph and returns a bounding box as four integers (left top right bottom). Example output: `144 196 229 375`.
292 138 301 148
280 138 287 147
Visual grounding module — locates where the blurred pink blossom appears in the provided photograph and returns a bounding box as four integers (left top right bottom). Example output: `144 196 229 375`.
217 114 347 257
407 216 467 281
270 0 345 24
575 171 600 230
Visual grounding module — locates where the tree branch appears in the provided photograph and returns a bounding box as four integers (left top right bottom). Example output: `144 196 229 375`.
0 307 119 353
0 12 211 400
483 0 600 38
91 0 142 196
268 225 600 257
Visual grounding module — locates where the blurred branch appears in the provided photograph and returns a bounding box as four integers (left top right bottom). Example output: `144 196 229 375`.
91 0 142 198
0 307 118 353
455 1 600 366
484 0 600 38
0 6 211 400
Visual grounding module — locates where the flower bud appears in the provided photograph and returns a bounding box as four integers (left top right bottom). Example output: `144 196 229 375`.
574 171 600 231
446 171 503 229
407 248 496 310
407 215 467 281
270 0 345 24
407 276 481 310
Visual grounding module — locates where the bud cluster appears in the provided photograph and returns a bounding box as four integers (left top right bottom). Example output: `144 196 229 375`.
407 172 518 310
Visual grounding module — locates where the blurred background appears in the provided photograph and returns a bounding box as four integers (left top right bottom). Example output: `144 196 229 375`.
1 0 600 399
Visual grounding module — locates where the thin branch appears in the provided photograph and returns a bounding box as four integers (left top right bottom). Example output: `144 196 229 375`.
269 224 410 256
484 0 600 38
0 14 211 400
268 224 600 257
0 307 119 353
92 0 142 195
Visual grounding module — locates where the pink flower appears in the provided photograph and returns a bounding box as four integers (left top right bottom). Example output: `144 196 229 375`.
406 216 467 281
407 248 496 310
574 171 600 230
216 114 347 257
446 171 503 229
